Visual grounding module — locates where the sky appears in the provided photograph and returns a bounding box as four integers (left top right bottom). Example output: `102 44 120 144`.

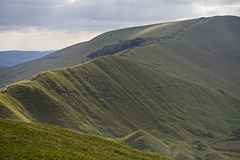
0 0 239 51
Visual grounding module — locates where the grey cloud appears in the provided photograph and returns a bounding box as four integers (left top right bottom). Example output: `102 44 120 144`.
0 0 239 32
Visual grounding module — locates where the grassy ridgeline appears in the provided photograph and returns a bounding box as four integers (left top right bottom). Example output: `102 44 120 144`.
1 16 239 95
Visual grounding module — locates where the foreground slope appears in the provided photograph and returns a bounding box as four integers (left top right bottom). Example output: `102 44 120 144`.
0 118 169 160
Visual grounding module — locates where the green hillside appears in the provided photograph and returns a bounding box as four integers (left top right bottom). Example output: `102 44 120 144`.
125 16 240 99
0 55 239 159
0 118 169 160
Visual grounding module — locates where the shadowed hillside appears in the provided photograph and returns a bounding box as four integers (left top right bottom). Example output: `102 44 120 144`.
124 16 240 99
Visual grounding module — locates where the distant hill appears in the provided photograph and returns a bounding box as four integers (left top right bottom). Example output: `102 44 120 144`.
0 16 239 160
0 50 54 67
0 118 169 160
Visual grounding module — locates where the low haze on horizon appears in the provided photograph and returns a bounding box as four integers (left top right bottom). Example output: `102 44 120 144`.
0 0 239 51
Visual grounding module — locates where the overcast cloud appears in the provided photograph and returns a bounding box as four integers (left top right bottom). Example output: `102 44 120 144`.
0 0 239 51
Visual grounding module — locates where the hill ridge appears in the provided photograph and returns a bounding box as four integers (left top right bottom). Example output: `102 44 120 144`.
1 15 239 90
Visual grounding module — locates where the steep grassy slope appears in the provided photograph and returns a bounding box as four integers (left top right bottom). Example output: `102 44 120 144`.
123 16 240 99
0 55 239 159
0 118 169 160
